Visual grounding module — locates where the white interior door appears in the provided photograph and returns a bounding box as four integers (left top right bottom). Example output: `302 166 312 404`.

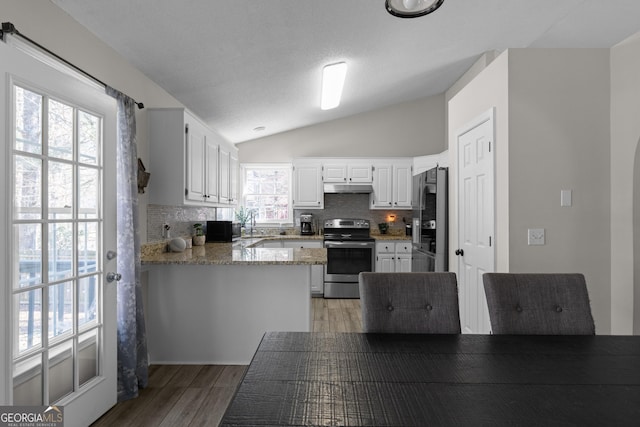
0 38 117 426
456 109 495 334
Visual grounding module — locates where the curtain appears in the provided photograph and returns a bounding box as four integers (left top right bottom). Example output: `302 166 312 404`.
106 86 148 401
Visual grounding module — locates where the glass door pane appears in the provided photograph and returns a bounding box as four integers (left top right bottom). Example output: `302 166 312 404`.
12 84 104 405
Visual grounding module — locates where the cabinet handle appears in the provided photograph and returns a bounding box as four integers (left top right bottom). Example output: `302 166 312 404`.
389 202 392 205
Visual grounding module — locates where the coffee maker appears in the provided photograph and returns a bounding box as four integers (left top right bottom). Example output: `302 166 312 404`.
300 213 314 235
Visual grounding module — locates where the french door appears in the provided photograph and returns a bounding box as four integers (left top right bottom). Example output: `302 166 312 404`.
0 39 117 426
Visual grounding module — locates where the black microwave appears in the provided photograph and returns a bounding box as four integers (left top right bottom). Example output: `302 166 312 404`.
206 221 241 242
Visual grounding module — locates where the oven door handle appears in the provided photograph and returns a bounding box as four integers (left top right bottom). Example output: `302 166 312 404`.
324 241 375 248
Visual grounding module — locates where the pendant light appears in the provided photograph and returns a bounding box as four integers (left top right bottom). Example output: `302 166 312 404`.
385 0 445 18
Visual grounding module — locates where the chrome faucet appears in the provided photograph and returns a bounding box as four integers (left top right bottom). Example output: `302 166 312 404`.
249 210 256 237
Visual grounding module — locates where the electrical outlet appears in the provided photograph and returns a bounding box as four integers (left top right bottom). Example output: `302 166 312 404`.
528 228 545 245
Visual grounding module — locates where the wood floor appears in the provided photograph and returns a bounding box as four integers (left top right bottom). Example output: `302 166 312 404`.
91 298 361 427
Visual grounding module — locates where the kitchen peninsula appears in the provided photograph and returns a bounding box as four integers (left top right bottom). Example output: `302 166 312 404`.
142 236 326 364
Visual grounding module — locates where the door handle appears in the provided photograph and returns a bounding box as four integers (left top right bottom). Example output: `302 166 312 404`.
106 272 122 283
455 249 464 256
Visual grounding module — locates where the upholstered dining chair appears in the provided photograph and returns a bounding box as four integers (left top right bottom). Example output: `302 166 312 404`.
482 273 595 335
358 272 461 334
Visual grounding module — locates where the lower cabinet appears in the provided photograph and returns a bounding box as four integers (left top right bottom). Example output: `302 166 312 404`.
375 241 412 273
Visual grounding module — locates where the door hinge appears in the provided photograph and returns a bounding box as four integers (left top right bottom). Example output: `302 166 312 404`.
185 124 189 134
489 141 492 152
489 236 492 247
185 188 188 196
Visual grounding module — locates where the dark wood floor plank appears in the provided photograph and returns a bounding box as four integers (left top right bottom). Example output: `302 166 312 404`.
130 385 186 427
147 364 182 388
188 385 237 427
170 365 204 387
158 387 209 427
189 364 225 388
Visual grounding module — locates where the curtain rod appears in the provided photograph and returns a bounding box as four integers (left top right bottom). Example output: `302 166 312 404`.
0 21 144 109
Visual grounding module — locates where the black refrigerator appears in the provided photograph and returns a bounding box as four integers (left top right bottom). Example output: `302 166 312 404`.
412 167 448 272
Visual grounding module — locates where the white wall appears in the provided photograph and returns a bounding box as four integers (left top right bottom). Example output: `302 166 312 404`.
449 48 613 333
237 94 446 162
611 31 640 334
448 51 510 273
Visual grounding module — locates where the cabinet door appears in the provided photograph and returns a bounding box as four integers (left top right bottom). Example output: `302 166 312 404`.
219 147 230 204
396 255 412 272
348 164 373 182
376 254 395 272
371 164 393 208
185 122 206 203
293 163 323 208
323 163 347 182
229 153 238 204
204 138 219 204
393 163 413 208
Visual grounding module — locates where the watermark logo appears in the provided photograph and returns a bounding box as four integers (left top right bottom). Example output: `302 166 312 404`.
0 405 64 427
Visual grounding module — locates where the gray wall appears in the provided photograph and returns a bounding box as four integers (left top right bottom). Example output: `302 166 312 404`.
237 94 447 162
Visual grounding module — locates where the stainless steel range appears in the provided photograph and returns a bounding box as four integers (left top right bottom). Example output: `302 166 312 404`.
323 218 375 298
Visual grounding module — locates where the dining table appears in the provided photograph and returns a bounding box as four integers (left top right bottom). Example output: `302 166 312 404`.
220 331 640 426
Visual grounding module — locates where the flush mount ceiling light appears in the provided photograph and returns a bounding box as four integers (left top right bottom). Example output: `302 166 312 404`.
385 0 445 18
320 62 347 110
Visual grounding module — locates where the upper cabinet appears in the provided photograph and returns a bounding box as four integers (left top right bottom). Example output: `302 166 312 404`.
323 162 372 183
148 108 238 207
292 160 323 209
370 160 412 209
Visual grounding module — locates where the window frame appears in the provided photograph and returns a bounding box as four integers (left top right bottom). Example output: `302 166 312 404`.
240 163 293 225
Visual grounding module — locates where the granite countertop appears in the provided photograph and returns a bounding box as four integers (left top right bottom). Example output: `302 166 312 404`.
142 239 326 266
141 232 409 266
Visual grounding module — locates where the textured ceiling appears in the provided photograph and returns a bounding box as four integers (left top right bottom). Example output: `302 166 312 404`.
51 0 640 144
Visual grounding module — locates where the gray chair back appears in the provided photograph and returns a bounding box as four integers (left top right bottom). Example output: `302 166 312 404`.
482 273 595 335
359 272 461 334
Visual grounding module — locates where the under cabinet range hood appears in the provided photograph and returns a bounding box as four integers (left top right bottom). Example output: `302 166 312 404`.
323 183 374 194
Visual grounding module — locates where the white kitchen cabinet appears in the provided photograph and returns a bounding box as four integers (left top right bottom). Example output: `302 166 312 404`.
375 241 412 272
203 138 219 204
395 241 412 272
219 146 230 204
185 118 208 203
370 160 412 209
148 108 237 207
323 162 372 183
293 160 323 209
229 153 238 204
393 161 413 208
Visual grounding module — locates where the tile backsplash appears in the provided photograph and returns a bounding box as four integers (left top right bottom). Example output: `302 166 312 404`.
148 194 411 242
147 204 217 242
294 193 412 235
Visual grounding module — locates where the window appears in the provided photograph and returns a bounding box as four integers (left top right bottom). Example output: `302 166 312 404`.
241 164 292 224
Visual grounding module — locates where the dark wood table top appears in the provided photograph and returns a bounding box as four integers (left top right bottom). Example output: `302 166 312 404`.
221 332 640 426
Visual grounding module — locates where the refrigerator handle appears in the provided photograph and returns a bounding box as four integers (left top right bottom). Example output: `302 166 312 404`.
412 218 420 245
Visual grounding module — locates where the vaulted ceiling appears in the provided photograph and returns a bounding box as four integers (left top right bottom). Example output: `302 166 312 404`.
51 0 640 143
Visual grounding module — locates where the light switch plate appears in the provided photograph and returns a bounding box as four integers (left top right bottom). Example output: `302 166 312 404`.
528 228 545 245
561 190 572 207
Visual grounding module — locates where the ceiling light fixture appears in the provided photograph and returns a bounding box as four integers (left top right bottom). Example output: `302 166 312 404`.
320 62 347 110
385 0 445 18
